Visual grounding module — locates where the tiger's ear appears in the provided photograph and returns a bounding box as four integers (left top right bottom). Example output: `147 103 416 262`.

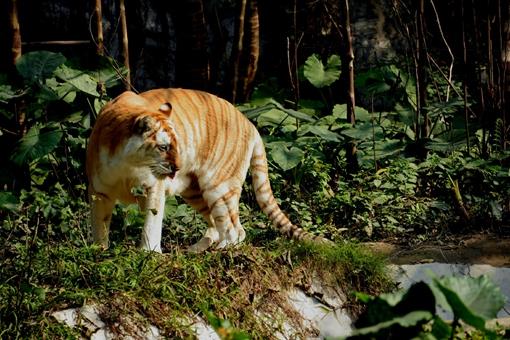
132 115 157 136
159 102 172 115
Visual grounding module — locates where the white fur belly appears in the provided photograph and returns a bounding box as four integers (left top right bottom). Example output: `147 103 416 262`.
92 163 160 203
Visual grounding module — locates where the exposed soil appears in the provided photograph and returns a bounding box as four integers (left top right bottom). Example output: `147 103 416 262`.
364 232 510 267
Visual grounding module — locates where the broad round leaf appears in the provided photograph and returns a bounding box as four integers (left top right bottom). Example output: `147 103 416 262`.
0 191 19 212
0 84 21 104
16 51 66 83
433 275 506 330
298 124 342 142
256 108 292 128
270 145 304 171
342 122 384 141
11 125 63 165
304 54 341 88
54 65 100 97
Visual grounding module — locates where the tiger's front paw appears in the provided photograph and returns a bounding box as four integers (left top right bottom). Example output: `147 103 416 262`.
138 242 162 253
187 236 215 253
215 226 245 250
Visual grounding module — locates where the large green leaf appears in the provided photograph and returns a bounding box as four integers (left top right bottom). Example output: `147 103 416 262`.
433 275 506 330
278 105 316 122
94 59 128 88
11 124 63 165
269 145 304 171
332 104 372 122
298 124 342 142
16 51 66 83
359 139 406 159
0 191 19 212
54 64 99 97
43 78 77 103
350 311 433 336
342 122 384 141
242 100 316 123
303 54 341 88
355 66 395 94
0 84 23 104
256 108 292 128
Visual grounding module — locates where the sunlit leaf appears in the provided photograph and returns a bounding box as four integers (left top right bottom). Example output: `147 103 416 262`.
270 145 304 171
433 275 506 330
44 77 77 103
256 108 292 128
304 54 341 88
54 64 99 97
0 84 22 104
298 124 342 142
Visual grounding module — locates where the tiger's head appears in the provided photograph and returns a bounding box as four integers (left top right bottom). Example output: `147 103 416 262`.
87 91 182 181
127 102 181 179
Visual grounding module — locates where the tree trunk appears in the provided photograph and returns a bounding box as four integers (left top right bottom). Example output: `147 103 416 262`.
340 0 358 173
95 0 104 56
415 0 429 140
8 0 30 189
242 0 260 102
231 0 247 103
174 0 210 90
119 0 131 90
9 0 26 137
9 0 21 65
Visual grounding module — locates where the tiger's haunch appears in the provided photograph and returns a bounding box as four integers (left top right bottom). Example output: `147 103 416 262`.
86 88 328 253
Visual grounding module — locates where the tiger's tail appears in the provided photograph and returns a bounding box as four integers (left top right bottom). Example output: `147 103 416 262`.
250 133 330 244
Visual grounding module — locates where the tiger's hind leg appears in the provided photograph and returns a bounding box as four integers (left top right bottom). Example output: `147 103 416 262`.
182 189 220 253
206 186 246 250
182 183 246 253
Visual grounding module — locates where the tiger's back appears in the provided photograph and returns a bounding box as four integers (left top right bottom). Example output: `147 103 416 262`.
87 88 327 253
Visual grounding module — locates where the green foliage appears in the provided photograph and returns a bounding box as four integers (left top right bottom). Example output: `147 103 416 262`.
303 54 342 88
0 181 391 337
433 275 506 330
0 50 124 192
347 275 507 339
16 51 67 84
239 54 509 242
204 311 251 340
11 123 63 165
0 48 508 337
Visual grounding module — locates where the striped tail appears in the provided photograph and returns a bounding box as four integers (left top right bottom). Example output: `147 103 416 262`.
250 133 330 244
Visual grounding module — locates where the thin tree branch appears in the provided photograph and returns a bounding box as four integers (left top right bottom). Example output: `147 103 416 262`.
429 0 454 101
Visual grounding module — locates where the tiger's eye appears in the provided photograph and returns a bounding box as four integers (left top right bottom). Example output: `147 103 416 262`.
158 144 169 152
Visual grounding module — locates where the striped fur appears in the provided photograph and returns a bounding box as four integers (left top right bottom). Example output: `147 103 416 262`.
86 88 326 253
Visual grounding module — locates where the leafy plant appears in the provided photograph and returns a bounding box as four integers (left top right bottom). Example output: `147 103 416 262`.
303 54 342 89
0 50 125 191
347 274 507 339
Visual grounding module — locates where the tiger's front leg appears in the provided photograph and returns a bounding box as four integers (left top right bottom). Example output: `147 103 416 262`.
138 181 166 253
89 191 115 249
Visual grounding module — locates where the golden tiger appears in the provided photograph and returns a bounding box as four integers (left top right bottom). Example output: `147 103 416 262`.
86 88 327 253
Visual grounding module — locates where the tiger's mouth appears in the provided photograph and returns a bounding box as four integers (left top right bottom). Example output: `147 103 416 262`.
150 163 178 179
